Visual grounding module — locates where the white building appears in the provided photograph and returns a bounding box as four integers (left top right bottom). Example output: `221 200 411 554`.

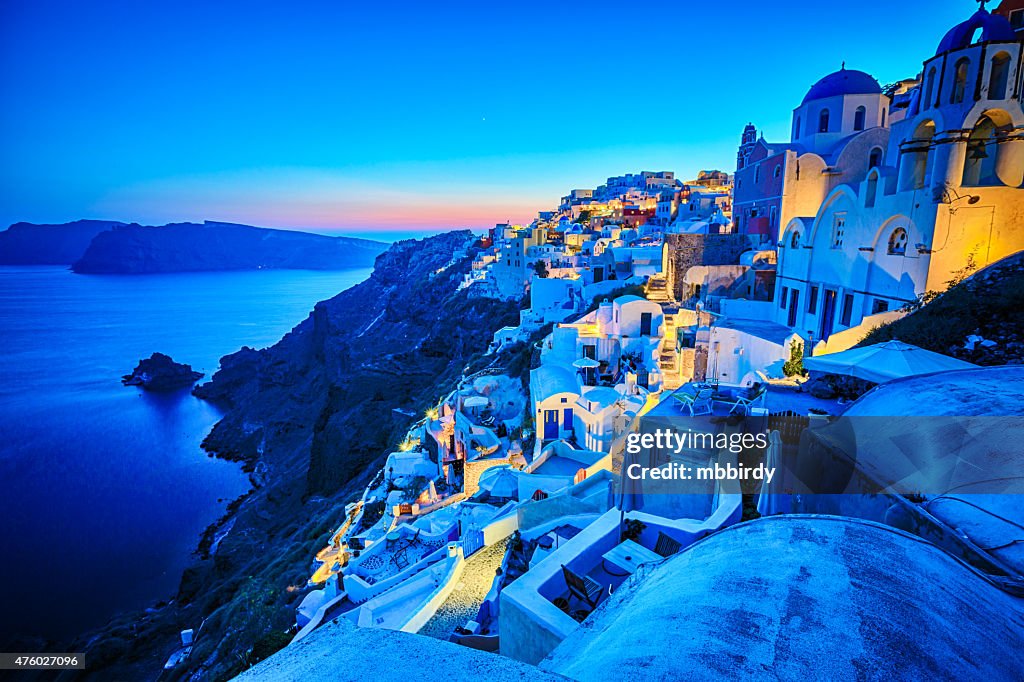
774 7 1024 349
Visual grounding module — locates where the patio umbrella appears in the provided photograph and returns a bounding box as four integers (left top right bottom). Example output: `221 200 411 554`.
463 395 488 410
617 446 645 540
802 340 977 384
478 466 518 499
572 357 601 369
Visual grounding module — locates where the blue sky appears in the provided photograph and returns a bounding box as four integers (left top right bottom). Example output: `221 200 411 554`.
0 1 970 240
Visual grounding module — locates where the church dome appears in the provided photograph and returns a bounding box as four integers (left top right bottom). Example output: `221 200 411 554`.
801 67 881 104
937 9 1016 54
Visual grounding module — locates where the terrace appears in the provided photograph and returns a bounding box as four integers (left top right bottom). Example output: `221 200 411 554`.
344 523 457 603
654 380 845 419
501 443 743 664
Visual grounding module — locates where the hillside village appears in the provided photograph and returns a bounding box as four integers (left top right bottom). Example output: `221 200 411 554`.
224 4 1024 679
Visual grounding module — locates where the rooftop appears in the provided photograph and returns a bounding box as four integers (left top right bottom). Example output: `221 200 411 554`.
235 615 563 681
937 9 1016 54
801 67 881 105
541 515 1024 681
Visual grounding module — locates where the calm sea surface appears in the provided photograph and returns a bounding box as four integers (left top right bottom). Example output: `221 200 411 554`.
0 266 371 643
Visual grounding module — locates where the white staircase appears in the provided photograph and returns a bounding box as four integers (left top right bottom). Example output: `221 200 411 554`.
658 308 683 391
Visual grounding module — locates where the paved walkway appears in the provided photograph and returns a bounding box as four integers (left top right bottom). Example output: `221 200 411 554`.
418 537 508 640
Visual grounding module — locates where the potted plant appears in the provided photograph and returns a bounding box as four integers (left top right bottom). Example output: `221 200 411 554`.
622 518 646 542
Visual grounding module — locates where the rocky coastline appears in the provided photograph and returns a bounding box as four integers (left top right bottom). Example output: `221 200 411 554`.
67 230 519 681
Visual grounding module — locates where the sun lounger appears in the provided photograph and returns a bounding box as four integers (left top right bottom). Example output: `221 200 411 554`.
728 383 767 415
671 387 714 416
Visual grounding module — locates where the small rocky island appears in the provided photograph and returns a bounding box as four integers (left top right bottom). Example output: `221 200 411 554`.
122 353 204 391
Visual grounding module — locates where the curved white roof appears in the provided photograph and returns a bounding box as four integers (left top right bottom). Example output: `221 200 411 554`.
531 364 579 400
846 365 1024 417
542 515 1024 681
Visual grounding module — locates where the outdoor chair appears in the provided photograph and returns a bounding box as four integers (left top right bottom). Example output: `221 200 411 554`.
391 545 411 570
729 383 767 415
672 387 714 416
653 531 683 558
561 564 604 612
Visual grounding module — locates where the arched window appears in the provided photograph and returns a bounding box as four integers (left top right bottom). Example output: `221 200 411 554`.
865 171 879 208
881 107 886 127
773 165 781 179
853 106 866 131
924 67 936 108
887 227 908 255
952 58 970 104
818 109 830 133
790 230 800 249
963 114 1003 186
868 147 883 169
989 52 1011 100
903 120 935 191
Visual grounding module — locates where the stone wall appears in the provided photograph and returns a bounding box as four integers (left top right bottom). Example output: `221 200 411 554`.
663 234 750 301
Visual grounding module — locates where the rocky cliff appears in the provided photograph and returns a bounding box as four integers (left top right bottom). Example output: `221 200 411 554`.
71 221 387 273
861 250 1024 365
73 230 519 681
0 219 124 264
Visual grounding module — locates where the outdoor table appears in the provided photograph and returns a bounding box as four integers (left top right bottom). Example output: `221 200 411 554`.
602 539 662 575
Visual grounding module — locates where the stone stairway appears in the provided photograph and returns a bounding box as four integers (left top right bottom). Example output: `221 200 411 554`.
659 309 683 391
645 274 671 303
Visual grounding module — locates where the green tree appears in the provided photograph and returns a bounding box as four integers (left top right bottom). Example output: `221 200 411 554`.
782 340 807 377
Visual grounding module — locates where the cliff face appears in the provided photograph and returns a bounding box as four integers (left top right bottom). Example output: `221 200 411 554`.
71 221 388 273
0 219 124 264
196 230 520 493
77 231 520 680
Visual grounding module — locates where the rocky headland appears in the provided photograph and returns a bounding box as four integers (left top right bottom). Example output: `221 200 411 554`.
0 220 125 264
72 221 387 274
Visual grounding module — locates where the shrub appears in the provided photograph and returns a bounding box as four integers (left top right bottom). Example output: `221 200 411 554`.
782 340 806 377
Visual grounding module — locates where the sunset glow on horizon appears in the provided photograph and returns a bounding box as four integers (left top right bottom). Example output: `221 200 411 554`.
0 1 968 239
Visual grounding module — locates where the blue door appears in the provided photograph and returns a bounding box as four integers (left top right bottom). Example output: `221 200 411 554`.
543 410 559 440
